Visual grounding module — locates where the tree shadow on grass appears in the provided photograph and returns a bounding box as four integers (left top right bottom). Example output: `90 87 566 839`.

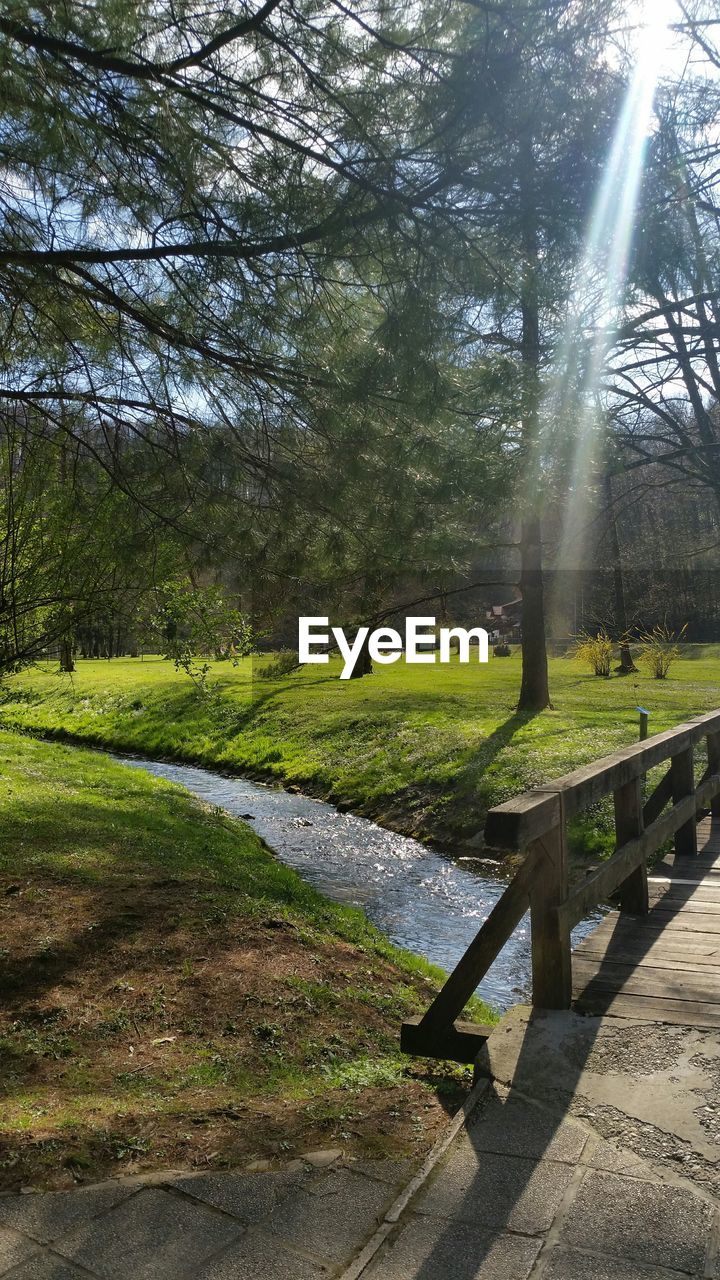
216 673 341 734
331 709 544 849
449 710 541 838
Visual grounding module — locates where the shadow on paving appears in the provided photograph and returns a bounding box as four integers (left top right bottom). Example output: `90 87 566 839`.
361 823 720 1280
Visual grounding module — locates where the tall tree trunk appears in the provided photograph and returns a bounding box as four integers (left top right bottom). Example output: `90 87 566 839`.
518 515 550 710
348 630 373 678
605 472 637 673
59 637 75 673
517 148 551 712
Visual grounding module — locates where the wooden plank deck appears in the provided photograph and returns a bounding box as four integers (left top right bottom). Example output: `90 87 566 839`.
573 814 720 1027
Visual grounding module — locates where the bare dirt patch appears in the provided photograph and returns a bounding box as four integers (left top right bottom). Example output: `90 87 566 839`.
0 872 468 1190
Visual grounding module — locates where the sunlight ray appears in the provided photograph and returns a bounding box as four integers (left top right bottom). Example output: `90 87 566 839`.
548 0 678 572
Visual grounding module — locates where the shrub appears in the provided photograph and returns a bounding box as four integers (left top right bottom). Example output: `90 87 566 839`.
572 630 613 677
637 624 687 679
143 579 252 696
255 651 301 680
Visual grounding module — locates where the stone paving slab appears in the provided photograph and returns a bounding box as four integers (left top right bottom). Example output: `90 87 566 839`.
167 1171 304 1225
4 1010 720 1280
0 1254 90 1274
539 1247 700 1280
585 1137 655 1176
265 1169 396 1264
338 1161 415 1187
362 1217 542 1280
0 1256 91 1279
476 1005 720 1173
559 1168 713 1274
0 1185 128 1245
193 1230 330 1280
0 1156 416 1280
414 1146 575 1235
465 1089 588 1164
340 1010 720 1279
0 1228 38 1276
53 1187 245 1279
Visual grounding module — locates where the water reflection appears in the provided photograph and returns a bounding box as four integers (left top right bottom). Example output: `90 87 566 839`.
116 756 601 1012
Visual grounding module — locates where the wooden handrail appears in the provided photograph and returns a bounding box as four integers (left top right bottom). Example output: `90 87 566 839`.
401 709 720 1063
400 844 543 1061
485 710 720 849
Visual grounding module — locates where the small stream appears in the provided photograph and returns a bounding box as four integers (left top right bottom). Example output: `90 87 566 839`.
116 756 603 1012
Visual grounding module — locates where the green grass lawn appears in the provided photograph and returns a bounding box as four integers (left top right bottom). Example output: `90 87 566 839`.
3 649 720 849
0 730 482 1190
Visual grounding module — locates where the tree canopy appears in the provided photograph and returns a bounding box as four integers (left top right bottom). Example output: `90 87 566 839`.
2 0 720 694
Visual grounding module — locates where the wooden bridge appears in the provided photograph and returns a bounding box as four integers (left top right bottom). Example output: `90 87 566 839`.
402 709 720 1060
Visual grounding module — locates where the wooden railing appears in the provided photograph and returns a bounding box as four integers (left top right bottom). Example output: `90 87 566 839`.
401 709 720 1062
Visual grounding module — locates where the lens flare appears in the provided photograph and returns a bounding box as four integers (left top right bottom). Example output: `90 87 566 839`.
549 0 676 572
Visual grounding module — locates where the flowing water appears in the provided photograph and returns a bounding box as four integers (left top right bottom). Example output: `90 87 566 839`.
116 756 602 1012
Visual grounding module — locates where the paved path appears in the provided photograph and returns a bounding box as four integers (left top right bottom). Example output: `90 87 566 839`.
0 1157 415 1279
4 1005 720 1278
347 1007 720 1279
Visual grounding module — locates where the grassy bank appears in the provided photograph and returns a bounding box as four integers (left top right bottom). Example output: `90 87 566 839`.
0 731 485 1191
2 651 720 849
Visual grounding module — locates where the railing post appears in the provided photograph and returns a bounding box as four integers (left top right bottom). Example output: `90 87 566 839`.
671 744 698 857
529 822 571 1009
614 776 648 914
708 732 720 819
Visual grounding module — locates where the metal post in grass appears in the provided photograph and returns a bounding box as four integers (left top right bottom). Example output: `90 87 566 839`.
637 707 650 806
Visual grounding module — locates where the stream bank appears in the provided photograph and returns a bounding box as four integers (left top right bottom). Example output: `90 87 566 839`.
116 755 604 1012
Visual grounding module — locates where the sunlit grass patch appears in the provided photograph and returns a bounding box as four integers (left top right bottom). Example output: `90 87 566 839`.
3 649 719 847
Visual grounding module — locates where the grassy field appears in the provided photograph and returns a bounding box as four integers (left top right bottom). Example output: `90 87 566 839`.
0 731 484 1191
3 649 720 850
